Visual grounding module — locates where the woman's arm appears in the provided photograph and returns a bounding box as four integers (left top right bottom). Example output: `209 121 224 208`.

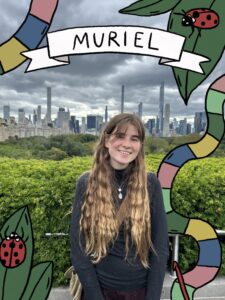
70 173 104 300
145 173 169 300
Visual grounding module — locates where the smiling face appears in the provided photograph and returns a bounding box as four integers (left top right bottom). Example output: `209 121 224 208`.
105 123 142 170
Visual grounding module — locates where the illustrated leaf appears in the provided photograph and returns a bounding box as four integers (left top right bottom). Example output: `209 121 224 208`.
168 0 225 103
21 262 53 300
119 0 181 16
0 206 33 300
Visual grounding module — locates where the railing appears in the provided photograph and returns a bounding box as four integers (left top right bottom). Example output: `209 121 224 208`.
45 230 225 277
169 230 225 277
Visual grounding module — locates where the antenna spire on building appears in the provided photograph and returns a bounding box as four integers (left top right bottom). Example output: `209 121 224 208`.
121 85 124 114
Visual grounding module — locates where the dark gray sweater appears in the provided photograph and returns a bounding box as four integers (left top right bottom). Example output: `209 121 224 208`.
70 171 169 300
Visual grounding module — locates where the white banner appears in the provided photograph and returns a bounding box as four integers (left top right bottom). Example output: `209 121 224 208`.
22 26 208 73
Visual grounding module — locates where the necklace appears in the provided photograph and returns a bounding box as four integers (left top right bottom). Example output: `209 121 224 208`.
117 182 126 200
118 186 123 200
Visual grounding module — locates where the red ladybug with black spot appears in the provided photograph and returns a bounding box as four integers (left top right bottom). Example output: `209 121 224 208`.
0 233 26 268
182 8 219 29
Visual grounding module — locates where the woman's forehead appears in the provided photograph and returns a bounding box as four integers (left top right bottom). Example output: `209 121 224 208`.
114 123 139 135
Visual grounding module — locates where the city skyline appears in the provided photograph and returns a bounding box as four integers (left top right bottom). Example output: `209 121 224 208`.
0 87 206 141
1 1 225 124
0 83 198 126
0 94 196 125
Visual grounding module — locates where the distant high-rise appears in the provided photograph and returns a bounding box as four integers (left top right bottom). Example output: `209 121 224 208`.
75 120 80 133
33 109 37 125
156 116 160 134
178 118 187 135
37 105 41 124
187 123 192 135
138 102 143 119
57 107 70 129
70 115 76 132
87 115 97 129
121 85 124 114
46 87 52 123
159 82 164 135
18 108 25 124
105 105 108 123
163 103 170 137
87 115 103 131
81 117 86 133
3 105 10 120
194 112 207 133
147 118 156 135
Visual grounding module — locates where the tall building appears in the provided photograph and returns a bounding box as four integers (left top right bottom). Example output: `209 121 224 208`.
37 105 41 124
87 115 97 129
57 107 70 129
172 118 179 130
178 118 187 135
3 105 10 120
159 82 164 135
156 116 160 134
138 102 143 119
70 115 76 132
187 123 192 135
146 118 156 135
105 105 108 123
81 117 86 133
87 115 103 131
33 109 37 125
96 115 103 131
163 103 170 137
18 108 25 124
75 120 80 133
121 85 124 114
194 112 207 133
46 87 52 123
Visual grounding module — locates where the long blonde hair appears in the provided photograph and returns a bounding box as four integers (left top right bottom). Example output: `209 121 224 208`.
80 113 153 268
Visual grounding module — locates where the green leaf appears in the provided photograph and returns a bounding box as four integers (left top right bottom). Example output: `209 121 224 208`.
168 0 225 103
0 206 33 300
119 0 181 16
21 262 53 300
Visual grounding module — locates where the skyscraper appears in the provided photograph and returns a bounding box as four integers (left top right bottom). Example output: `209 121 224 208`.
18 108 25 124
194 112 207 133
87 115 97 129
87 115 103 131
159 82 164 135
138 102 143 119
121 85 124 114
57 107 70 129
33 109 37 125
46 87 52 123
163 103 170 137
3 105 10 120
105 105 108 123
81 117 86 133
37 105 41 124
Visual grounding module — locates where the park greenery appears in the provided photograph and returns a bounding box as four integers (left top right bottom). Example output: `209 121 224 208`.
0 134 225 286
1 132 225 159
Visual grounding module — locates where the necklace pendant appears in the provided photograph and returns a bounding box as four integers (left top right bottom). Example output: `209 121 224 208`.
118 192 123 199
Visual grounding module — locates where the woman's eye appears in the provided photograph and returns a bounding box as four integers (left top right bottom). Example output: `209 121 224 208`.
115 133 124 139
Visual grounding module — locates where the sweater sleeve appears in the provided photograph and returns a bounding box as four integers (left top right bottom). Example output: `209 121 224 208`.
145 173 169 300
70 173 104 300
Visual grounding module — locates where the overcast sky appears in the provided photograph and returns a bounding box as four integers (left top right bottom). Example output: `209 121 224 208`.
1 0 225 123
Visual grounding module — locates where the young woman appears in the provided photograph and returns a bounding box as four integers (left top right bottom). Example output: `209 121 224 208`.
70 113 169 300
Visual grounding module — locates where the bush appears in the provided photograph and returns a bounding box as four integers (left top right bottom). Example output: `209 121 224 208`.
0 154 225 286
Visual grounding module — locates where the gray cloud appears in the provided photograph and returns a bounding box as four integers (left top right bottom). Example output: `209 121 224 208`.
1 0 225 123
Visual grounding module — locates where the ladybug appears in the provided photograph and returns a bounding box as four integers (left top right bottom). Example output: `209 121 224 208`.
182 8 219 29
0 233 26 268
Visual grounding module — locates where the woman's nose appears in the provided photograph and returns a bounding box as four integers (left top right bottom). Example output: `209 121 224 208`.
121 137 131 147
